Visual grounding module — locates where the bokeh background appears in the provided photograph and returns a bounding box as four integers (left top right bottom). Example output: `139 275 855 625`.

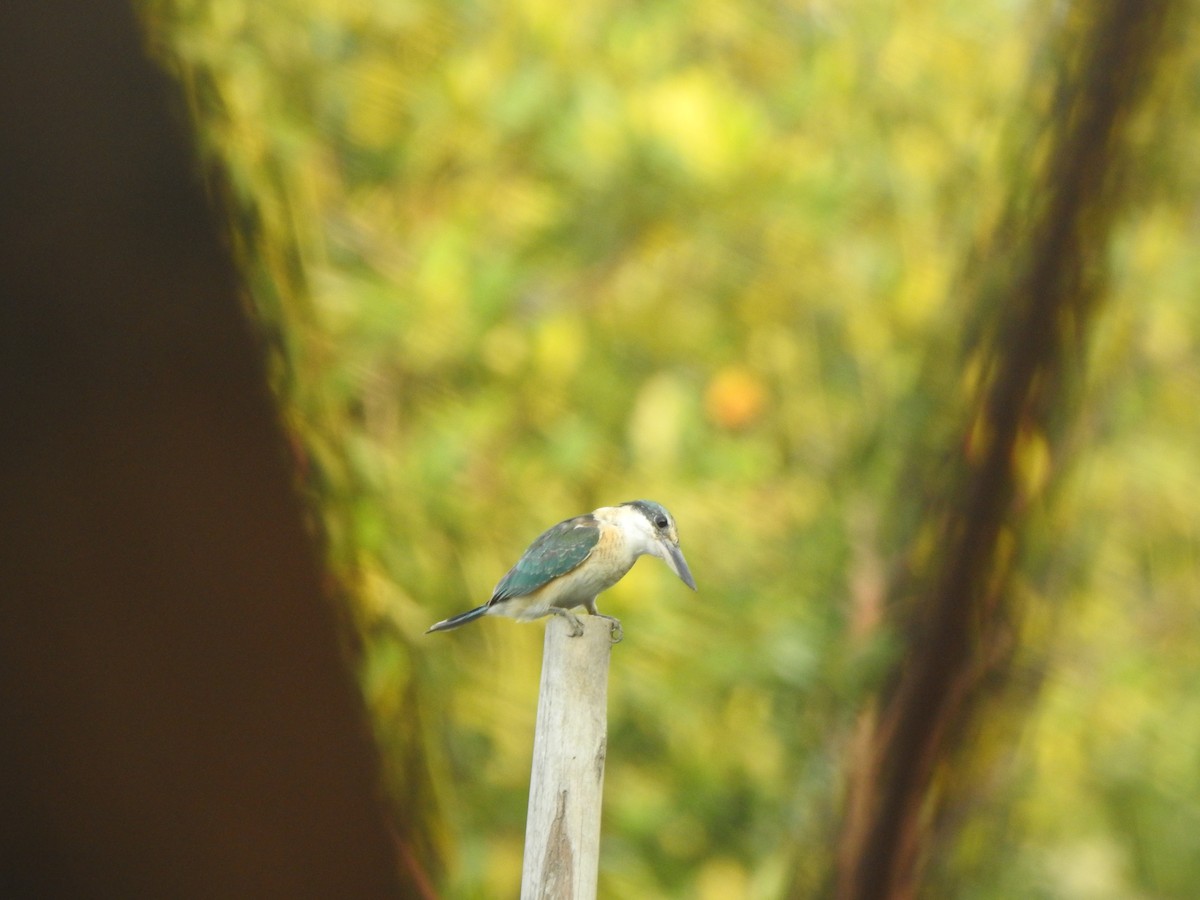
139 1 1199 897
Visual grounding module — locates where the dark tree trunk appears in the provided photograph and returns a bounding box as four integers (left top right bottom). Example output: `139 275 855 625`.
0 2 428 895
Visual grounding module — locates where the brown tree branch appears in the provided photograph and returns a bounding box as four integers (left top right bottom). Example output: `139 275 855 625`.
831 4 1177 898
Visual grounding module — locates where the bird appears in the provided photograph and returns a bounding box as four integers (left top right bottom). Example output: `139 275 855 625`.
426 500 696 642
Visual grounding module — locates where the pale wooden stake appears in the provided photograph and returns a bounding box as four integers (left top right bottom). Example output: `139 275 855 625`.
520 614 614 900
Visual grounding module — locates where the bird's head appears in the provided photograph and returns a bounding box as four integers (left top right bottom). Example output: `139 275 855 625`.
617 500 697 591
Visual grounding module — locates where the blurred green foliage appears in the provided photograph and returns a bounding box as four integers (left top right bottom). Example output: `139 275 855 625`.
141 0 1200 896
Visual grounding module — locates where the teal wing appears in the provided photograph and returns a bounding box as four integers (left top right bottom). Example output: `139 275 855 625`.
489 515 600 603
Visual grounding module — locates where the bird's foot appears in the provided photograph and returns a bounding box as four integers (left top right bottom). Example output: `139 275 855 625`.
593 613 623 644
552 608 586 638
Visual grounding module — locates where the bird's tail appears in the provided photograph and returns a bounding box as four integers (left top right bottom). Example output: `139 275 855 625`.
426 604 490 634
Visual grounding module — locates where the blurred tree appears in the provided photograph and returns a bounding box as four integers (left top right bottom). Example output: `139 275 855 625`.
828 4 1181 899
0 1 423 895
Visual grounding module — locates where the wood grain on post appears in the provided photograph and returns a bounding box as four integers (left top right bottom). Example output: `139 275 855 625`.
520 615 614 900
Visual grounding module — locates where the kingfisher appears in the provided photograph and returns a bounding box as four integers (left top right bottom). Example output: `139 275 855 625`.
426 500 696 642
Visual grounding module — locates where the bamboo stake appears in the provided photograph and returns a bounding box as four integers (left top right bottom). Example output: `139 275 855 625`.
520 614 614 900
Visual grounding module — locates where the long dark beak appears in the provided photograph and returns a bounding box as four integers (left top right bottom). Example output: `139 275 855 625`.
664 542 697 591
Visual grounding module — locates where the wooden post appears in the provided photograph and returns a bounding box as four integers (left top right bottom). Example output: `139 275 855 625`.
520 614 614 900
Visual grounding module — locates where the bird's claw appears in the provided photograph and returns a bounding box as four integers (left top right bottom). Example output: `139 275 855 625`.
557 610 585 638
591 613 623 644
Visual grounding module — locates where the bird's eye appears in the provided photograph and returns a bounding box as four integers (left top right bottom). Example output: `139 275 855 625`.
654 515 669 529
